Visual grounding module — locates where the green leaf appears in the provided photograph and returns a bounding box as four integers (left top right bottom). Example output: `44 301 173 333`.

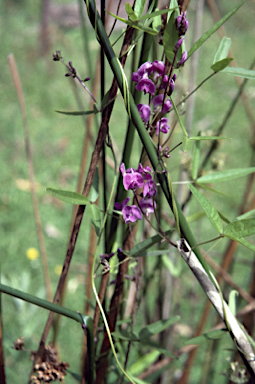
188 0 245 60
228 290 238 316
236 209 255 221
55 110 95 116
89 204 101 237
106 11 159 35
139 317 180 340
112 330 139 342
188 184 223 233
129 230 174 257
152 10 162 33
224 219 255 238
134 0 146 18
197 167 255 184
223 234 255 252
139 8 176 22
211 58 233 72
186 211 205 223
218 211 231 224
192 136 200 180
222 66 255 79
163 10 179 63
139 340 177 358
182 135 193 152
89 167 99 203
213 37 232 63
184 329 227 345
125 3 138 21
195 183 229 197
128 350 161 376
189 136 231 140
162 254 182 277
46 188 91 205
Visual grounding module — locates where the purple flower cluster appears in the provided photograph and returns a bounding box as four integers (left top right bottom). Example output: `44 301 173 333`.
115 163 157 224
175 11 188 68
176 11 189 36
132 60 175 136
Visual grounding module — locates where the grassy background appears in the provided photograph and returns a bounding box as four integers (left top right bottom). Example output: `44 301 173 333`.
1 0 255 382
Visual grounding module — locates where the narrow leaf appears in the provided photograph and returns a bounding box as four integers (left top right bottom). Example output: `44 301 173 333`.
55 110 95 116
184 329 227 345
189 136 231 140
236 209 255 221
195 183 229 197
224 219 255 238
112 330 139 342
228 290 238 316
192 137 200 180
222 66 255 79
125 3 138 21
218 211 231 224
89 204 101 237
188 184 223 233
211 58 233 72
139 317 180 340
162 254 182 277
213 37 232 63
223 234 255 252
139 8 176 22
134 0 146 18
89 167 99 203
197 168 255 184
128 350 160 376
106 11 159 35
188 0 245 59
139 340 177 358
163 10 179 63
182 135 193 152
129 230 174 257
46 188 91 205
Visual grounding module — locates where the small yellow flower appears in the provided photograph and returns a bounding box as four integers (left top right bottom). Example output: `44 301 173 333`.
26 247 39 260
54 265 62 275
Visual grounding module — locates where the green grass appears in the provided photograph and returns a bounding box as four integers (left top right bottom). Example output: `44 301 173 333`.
1 0 255 383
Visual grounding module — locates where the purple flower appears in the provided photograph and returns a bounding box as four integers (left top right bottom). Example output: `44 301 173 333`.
177 51 188 68
115 197 130 211
136 78 156 95
162 75 175 95
156 118 170 135
143 180 157 198
174 38 184 52
123 205 142 223
139 197 156 216
176 12 189 36
138 164 152 180
137 104 151 123
153 94 172 113
115 197 142 224
132 62 153 82
120 163 144 191
150 60 165 81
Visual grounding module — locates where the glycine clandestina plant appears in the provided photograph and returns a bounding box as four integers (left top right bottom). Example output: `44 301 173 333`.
3 0 255 383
